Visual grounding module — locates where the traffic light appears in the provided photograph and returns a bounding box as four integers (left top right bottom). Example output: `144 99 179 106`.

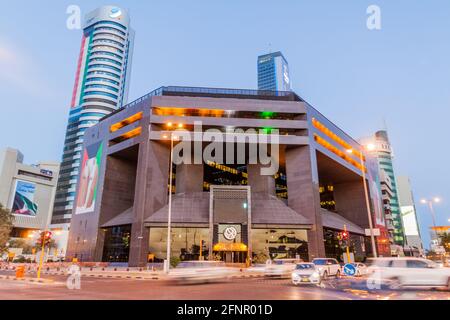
36 231 53 247
341 231 349 241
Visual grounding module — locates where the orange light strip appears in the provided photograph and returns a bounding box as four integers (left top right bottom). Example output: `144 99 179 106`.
153 107 225 118
110 112 143 133
314 134 366 172
312 118 364 160
113 127 142 142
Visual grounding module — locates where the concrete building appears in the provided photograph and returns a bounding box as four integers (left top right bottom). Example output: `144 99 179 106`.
52 5 135 226
66 86 384 266
397 176 423 251
0 148 64 254
257 52 292 91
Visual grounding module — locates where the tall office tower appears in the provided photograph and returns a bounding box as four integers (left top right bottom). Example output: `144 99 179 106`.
52 6 134 225
371 130 405 246
397 176 423 250
257 51 292 91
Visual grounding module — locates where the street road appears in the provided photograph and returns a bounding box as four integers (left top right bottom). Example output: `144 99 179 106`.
0 272 449 300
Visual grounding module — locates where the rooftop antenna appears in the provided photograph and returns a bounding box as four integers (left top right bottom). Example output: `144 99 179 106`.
382 117 389 132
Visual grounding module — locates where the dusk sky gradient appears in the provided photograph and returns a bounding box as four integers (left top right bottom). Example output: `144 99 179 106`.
1 0 449 249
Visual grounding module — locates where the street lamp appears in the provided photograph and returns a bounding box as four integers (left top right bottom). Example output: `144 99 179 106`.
347 145 378 258
420 197 441 241
164 126 180 273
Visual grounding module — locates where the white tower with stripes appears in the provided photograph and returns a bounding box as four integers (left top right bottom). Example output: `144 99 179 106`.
52 6 134 225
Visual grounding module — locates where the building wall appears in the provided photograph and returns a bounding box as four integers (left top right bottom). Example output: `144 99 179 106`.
66 88 377 265
0 148 59 232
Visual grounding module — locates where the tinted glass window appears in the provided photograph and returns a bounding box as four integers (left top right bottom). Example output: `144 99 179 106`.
296 264 314 270
313 259 327 265
406 260 429 269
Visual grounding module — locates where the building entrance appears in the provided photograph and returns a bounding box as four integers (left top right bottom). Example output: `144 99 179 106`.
212 242 248 263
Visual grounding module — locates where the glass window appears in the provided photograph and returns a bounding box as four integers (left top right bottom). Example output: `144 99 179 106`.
406 260 429 269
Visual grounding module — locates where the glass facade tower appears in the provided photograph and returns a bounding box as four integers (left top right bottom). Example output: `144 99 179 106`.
257 51 292 91
52 6 134 224
373 130 405 245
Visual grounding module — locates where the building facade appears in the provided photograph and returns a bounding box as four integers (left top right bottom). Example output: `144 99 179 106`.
257 52 292 91
369 131 405 246
52 6 134 225
397 176 423 251
0 148 62 252
66 86 383 266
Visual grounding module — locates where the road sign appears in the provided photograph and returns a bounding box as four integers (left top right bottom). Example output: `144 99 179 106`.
365 228 380 236
343 263 356 276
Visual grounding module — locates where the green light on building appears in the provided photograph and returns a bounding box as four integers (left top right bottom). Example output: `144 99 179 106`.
261 111 275 119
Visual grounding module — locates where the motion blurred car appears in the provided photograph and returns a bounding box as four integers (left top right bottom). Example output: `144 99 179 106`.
265 258 303 278
291 263 322 286
167 261 238 284
312 258 341 279
367 257 450 290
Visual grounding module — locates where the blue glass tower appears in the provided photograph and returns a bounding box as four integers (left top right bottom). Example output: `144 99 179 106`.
257 51 292 91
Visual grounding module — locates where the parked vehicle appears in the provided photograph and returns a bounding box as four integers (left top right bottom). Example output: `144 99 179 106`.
367 257 450 290
265 258 303 278
291 263 322 286
312 258 341 279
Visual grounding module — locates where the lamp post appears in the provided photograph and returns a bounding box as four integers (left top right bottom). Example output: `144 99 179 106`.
347 144 378 258
420 197 441 242
163 128 180 273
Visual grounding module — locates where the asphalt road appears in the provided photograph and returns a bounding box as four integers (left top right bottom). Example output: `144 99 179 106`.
0 271 449 300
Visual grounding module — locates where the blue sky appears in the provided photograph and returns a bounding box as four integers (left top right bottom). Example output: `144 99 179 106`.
0 1 449 249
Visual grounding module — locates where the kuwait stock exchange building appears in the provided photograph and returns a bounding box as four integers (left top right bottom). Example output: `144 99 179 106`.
66 86 384 267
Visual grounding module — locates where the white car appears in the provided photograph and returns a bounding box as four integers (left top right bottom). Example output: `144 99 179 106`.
291 263 322 286
312 258 341 279
367 257 450 290
265 258 303 278
167 261 238 284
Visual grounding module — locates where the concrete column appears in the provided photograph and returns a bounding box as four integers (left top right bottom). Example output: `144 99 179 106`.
285 145 325 259
333 181 369 228
176 164 204 194
129 139 170 267
247 164 276 197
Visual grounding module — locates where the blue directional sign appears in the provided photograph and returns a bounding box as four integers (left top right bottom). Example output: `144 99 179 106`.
343 263 356 276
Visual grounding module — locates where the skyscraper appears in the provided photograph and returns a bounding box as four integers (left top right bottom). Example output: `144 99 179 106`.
52 6 134 225
257 51 292 91
371 130 405 246
397 176 423 250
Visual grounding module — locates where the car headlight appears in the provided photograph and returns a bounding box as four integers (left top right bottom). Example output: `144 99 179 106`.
311 272 320 278
292 273 300 279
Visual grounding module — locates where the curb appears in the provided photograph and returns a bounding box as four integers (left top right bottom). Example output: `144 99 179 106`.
0 274 53 284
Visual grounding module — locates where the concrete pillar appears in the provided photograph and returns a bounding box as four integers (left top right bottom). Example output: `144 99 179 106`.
247 164 276 197
285 145 325 259
129 139 170 267
176 164 204 194
333 181 370 228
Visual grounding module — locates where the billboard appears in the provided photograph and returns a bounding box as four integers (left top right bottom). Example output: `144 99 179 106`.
366 156 385 227
11 180 38 217
75 142 103 215
401 205 420 236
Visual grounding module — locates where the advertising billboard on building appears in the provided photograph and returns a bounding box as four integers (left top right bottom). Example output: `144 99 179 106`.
11 180 38 216
75 142 103 215
401 205 420 236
